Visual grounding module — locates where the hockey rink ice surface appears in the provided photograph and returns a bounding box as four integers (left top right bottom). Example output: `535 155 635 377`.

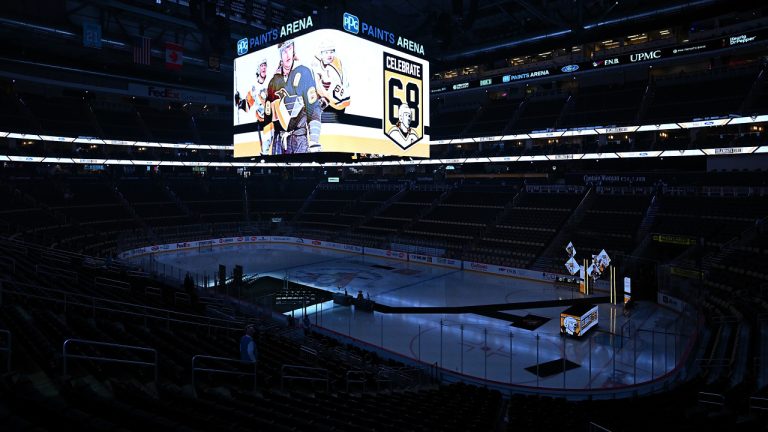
135 243 697 391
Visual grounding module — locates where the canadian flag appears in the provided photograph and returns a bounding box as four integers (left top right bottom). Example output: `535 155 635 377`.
165 42 183 70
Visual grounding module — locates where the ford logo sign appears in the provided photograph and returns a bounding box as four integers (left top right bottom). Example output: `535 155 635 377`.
561 64 579 73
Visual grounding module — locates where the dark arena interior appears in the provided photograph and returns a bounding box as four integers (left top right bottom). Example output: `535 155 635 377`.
1 0 768 431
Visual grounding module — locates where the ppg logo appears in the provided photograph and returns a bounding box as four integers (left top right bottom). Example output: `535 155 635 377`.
237 38 249 56
343 12 359 34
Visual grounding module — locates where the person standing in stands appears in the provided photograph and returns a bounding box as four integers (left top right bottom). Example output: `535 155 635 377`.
240 324 258 364
183 272 198 306
239 324 259 390
303 313 311 336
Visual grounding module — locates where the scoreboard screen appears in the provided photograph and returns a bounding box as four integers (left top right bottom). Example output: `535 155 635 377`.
233 26 430 158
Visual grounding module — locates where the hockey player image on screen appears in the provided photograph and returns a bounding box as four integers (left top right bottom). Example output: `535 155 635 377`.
252 58 275 154
251 58 269 121
387 103 419 147
234 59 267 126
270 39 323 154
312 40 350 111
562 315 578 336
265 73 286 155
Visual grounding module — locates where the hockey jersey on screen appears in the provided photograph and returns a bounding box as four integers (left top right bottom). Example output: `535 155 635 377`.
249 79 269 122
272 64 322 133
312 56 350 111
387 126 420 147
258 119 275 155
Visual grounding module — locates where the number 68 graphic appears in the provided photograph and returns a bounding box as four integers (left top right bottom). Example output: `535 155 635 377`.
387 77 420 128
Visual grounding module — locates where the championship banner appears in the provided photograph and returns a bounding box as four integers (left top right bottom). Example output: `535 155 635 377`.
82 22 102 49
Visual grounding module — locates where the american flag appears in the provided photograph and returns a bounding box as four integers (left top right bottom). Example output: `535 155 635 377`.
133 36 151 65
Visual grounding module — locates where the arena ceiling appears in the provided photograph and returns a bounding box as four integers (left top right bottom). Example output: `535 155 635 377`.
0 0 755 84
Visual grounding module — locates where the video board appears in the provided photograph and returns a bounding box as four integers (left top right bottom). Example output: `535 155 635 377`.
234 21 430 158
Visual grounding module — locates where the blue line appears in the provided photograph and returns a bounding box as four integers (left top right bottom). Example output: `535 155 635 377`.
378 268 462 296
256 253 362 276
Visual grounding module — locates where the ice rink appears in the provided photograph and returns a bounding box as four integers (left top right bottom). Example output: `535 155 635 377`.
134 243 698 392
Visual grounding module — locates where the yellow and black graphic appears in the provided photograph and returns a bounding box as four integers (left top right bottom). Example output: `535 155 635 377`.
383 52 423 149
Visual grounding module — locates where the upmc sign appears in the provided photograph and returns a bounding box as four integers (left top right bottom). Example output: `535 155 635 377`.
630 50 662 63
